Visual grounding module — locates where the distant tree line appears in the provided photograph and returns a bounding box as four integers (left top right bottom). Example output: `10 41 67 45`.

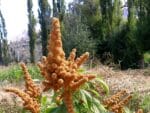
0 10 9 65
0 0 150 69
60 0 150 69
27 0 36 63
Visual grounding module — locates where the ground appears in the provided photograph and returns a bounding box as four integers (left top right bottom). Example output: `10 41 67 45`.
0 65 150 112
89 65 150 94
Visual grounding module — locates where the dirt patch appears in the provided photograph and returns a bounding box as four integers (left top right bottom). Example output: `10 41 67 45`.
89 65 150 94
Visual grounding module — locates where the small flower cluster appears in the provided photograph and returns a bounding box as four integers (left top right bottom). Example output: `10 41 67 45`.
103 90 132 113
21 63 41 98
5 63 41 113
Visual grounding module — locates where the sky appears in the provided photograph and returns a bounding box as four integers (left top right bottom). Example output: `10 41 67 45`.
0 0 73 42
1 0 126 42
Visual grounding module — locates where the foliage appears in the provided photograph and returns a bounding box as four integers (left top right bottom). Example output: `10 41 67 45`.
140 95 150 113
0 10 9 65
128 92 142 112
144 52 150 64
110 25 142 69
0 64 22 82
27 64 42 79
74 78 109 113
0 10 7 39
1 0 149 69
128 92 150 112
52 0 57 17
52 0 65 22
67 0 149 69
62 14 96 57
39 77 109 113
0 0 150 69
27 0 36 63
1 39 10 65
0 64 41 82
38 0 51 56
135 0 150 52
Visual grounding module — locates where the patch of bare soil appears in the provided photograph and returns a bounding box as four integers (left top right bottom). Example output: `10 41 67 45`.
89 65 150 94
0 82 24 112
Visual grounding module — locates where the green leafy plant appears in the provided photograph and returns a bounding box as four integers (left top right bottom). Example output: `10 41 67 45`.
128 92 142 112
27 64 42 79
39 77 109 113
140 95 150 113
0 64 22 82
144 52 150 64
0 64 42 82
128 93 150 113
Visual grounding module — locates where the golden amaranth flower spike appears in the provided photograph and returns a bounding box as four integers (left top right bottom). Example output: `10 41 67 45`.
5 63 41 113
38 17 95 113
20 62 41 98
5 88 40 113
103 90 132 113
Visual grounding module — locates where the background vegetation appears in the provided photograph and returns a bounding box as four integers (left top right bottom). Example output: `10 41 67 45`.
0 0 149 69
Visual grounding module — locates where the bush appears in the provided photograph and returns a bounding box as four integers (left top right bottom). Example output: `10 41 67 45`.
128 92 150 113
140 95 150 113
144 52 150 64
62 14 96 57
0 64 41 82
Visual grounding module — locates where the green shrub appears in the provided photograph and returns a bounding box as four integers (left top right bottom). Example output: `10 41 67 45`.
128 92 150 113
0 64 42 82
144 52 150 64
140 95 150 113
0 64 22 82
128 93 142 112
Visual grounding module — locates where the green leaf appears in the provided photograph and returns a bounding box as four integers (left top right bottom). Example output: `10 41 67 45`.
92 104 101 113
46 104 67 113
88 89 100 97
82 90 93 107
41 96 48 106
78 89 107 112
92 97 107 112
80 89 88 105
77 68 86 74
95 78 109 95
